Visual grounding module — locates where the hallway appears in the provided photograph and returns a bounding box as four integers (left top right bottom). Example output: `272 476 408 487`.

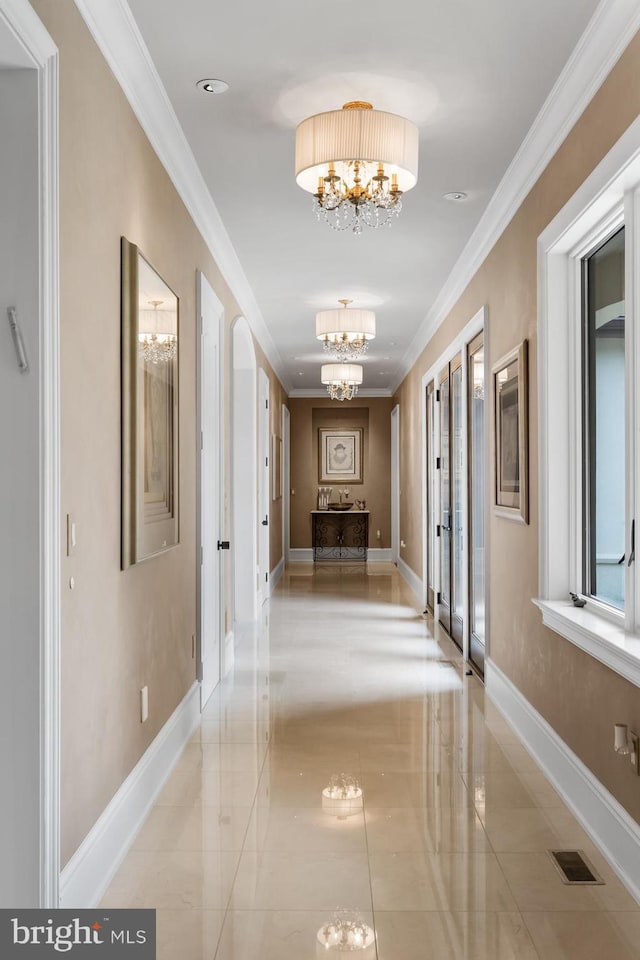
101 564 639 959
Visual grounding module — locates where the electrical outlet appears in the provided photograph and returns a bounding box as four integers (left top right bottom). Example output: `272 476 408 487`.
140 686 149 723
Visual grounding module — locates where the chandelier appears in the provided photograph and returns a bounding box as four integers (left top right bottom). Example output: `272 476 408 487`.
138 299 177 365
316 299 376 361
295 101 418 234
321 363 363 401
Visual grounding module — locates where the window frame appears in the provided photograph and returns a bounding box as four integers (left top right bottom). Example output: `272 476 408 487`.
536 115 640 687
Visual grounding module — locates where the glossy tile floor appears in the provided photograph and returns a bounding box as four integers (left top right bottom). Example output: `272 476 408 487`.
102 563 640 958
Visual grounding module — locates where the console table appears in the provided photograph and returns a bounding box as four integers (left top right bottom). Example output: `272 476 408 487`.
311 510 369 561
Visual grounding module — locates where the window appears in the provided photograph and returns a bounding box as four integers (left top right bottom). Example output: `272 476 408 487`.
582 227 625 611
537 118 640 687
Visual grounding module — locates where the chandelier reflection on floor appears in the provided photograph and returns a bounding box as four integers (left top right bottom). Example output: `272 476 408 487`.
316 910 376 956
322 773 363 818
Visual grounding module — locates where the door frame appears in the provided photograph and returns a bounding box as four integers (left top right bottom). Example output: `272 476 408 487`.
421 306 487 663
258 368 270 601
282 404 290 563
231 315 258 626
0 0 60 906
196 270 224 707
390 404 400 564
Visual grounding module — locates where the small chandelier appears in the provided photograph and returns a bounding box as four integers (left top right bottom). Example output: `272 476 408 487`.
138 299 177 365
295 101 418 234
316 300 376 362
321 363 363 401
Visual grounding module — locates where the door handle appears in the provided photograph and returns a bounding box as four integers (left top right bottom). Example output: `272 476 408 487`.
217 540 230 550
261 517 269 527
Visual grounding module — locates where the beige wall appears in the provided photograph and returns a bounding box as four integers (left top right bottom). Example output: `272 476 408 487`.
395 32 640 823
30 0 286 865
289 397 394 549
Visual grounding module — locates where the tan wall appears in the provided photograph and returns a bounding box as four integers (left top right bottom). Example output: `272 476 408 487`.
395 32 640 823
289 397 394 549
30 0 286 865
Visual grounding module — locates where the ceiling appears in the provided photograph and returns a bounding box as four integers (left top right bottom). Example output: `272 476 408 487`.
127 0 600 394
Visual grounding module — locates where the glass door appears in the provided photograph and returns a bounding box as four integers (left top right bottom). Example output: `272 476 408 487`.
450 356 464 648
426 380 435 612
468 334 485 675
439 365 452 634
439 356 464 649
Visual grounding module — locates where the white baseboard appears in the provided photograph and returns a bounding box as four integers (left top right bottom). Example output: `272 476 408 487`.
398 556 424 606
269 555 285 591
288 548 313 562
60 681 201 908
486 658 640 904
368 548 393 561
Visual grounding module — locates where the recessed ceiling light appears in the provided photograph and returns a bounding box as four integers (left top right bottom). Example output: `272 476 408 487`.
196 78 229 95
443 191 468 201
298 371 304 376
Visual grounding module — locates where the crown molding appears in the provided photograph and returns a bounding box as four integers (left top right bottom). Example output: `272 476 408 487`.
1 0 58 61
73 0 290 392
288 387 393 399
392 0 640 393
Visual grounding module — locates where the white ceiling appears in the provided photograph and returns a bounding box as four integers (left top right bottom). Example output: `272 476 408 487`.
127 0 600 393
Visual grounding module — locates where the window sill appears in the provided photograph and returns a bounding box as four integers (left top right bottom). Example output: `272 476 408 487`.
533 599 640 688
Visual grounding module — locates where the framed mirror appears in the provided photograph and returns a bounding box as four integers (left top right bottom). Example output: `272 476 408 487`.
121 237 179 569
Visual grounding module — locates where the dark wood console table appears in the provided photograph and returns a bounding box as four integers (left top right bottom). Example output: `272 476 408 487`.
311 510 369 561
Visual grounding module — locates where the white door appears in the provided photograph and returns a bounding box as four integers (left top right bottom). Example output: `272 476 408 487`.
259 369 270 600
198 271 224 707
282 405 290 563
391 404 400 563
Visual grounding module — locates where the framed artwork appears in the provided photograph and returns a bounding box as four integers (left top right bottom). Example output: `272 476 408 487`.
272 433 282 500
121 237 179 569
319 428 363 483
493 339 528 523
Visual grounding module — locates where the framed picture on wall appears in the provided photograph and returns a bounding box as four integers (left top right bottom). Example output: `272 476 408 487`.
319 428 363 483
492 339 528 523
121 237 180 568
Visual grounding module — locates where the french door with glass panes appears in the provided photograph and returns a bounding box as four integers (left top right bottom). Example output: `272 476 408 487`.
425 380 436 612
439 354 464 648
468 333 486 675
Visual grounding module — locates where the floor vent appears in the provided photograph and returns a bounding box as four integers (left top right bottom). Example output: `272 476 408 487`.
548 849 604 885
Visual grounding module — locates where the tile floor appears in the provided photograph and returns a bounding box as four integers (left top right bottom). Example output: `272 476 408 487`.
101 562 640 958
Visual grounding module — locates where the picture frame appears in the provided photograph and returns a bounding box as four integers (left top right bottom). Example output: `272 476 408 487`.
318 428 363 484
492 339 528 523
271 433 282 500
121 237 179 569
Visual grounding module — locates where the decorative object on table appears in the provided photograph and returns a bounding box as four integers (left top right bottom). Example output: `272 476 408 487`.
570 592 587 607
328 501 353 512
295 99 419 235
354 498 366 510
319 428 363 483
121 237 179 569
321 362 363 401
492 339 528 523
317 486 332 510
316 299 376 361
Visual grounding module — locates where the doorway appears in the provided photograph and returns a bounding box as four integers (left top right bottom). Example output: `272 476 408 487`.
232 317 258 626
439 354 464 649
425 381 436 611
0 1 60 907
258 368 270 600
468 333 486 675
391 404 400 564
197 271 224 706
282 405 290 563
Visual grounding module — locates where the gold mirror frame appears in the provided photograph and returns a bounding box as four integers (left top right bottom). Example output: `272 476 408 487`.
121 237 179 569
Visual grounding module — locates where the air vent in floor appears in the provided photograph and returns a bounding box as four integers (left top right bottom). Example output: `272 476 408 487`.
548 849 604 885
